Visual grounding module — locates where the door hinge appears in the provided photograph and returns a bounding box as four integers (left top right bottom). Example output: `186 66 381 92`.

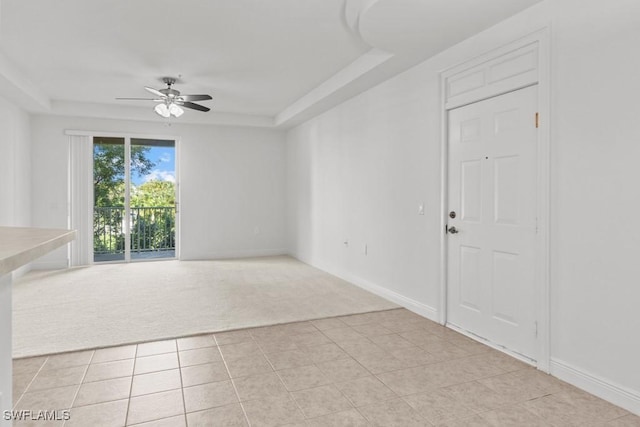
535 321 538 337
535 112 539 128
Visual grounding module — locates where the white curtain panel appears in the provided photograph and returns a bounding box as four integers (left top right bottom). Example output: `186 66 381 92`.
68 135 93 266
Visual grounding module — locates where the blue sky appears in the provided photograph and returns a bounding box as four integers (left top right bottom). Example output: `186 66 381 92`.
132 147 175 186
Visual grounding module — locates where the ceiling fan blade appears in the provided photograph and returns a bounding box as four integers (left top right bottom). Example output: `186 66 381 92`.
181 101 210 112
179 94 212 102
144 86 165 97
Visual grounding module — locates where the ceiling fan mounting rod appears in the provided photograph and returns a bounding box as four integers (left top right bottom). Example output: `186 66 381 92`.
160 77 180 98
163 77 177 87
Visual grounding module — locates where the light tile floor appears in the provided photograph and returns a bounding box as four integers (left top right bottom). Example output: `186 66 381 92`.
11 308 640 426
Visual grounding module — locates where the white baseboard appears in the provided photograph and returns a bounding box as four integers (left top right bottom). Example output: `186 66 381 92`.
550 358 640 416
296 256 439 323
183 248 288 261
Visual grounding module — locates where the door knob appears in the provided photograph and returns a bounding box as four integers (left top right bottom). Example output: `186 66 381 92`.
447 226 459 234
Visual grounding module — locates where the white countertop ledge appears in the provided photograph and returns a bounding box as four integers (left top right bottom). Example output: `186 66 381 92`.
0 226 76 275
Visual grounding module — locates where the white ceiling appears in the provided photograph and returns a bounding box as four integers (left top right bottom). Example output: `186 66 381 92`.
0 0 541 128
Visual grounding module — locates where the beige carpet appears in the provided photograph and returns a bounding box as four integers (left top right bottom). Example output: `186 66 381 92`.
12 256 398 358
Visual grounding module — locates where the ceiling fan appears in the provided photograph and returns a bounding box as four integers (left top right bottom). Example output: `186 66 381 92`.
117 77 212 118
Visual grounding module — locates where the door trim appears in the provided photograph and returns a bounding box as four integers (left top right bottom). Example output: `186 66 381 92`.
438 28 551 372
65 130 181 264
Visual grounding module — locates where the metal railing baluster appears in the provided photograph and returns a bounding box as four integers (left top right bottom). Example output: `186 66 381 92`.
93 206 175 261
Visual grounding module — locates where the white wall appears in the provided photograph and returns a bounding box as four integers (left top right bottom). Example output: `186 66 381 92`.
31 115 287 267
0 95 31 227
286 0 640 413
286 73 440 317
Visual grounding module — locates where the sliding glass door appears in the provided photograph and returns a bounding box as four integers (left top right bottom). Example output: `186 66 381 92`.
93 136 177 263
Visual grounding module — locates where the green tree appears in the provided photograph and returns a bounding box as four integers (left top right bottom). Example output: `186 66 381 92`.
131 180 175 207
93 144 156 207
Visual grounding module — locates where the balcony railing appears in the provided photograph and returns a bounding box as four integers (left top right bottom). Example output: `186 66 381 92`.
93 206 175 260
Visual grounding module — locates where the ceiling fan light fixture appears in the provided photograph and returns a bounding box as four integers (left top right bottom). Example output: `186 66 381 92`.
154 103 170 118
169 103 184 117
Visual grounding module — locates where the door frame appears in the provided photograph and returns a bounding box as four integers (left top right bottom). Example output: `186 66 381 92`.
438 28 551 372
66 130 181 263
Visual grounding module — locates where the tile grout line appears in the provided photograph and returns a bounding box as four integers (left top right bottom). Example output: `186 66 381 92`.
276 322 355 422
272 367 307 422
274 343 395 424
12 356 49 410
265 322 321 421
176 341 189 427
125 342 186 425
123 344 139 427
63 350 94 427
214 334 253 427
321 355 379 423
269 322 330 421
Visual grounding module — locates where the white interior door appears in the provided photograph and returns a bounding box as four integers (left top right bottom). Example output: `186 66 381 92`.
447 85 538 360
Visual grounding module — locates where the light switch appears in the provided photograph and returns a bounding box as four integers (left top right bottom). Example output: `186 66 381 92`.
418 204 425 215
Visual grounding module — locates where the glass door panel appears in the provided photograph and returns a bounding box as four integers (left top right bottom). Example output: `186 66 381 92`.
130 138 176 261
93 137 126 262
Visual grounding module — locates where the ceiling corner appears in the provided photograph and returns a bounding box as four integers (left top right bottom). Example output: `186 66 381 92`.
0 50 51 112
